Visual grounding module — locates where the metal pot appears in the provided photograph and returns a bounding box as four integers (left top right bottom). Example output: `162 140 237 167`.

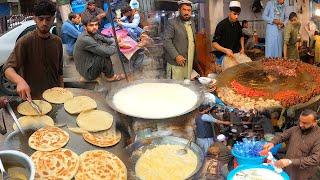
126 136 204 179
0 150 35 180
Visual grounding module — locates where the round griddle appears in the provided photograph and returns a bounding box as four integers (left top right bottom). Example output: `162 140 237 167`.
106 79 204 120
217 61 316 99
216 61 320 108
3 88 130 169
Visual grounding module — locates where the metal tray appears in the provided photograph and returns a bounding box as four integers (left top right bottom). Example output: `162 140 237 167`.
3 88 130 171
106 79 205 120
125 136 204 180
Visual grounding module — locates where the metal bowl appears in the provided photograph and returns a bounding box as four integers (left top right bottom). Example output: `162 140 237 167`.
106 79 204 120
126 136 204 179
0 150 35 180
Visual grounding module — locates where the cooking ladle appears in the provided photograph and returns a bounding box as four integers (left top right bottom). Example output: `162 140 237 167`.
177 136 193 155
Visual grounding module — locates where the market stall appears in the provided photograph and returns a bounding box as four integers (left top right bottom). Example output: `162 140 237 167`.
0 84 207 179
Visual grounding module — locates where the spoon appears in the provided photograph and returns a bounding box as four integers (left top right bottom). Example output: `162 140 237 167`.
177 136 193 155
0 158 10 180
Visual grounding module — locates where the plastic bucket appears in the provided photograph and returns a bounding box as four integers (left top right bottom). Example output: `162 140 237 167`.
227 164 290 180
232 149 266 165
72 4 86 13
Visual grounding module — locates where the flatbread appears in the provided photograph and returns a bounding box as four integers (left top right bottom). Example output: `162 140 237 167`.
112 83 198 119
83 129 121 147
31 148 79 180
64 96 97 114
68 127 88 134
17 100 52 116
76 110 113 132
42 87 74 104
75 150 127 180
13 115 54 130
29 126 69 151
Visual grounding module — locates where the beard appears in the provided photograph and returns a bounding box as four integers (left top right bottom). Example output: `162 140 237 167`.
300 126 314 134
180 15 191 21
87 30 98 35
37 25 50 34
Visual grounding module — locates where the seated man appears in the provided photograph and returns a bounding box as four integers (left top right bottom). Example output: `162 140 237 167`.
116 5 144 41
82 0 106 27
73 16 125 82
61 12 83 56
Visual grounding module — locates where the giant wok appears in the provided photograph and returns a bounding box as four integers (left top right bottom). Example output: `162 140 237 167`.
216 59 320 111
107 79 204 119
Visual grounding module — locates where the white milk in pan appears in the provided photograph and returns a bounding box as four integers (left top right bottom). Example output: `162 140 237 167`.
113 83 198 119
234 168 284 180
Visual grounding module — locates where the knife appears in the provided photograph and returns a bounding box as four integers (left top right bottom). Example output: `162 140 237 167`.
6 103 25 134
30 100 42 115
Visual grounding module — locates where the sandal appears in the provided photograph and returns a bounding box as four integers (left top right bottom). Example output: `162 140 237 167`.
106 73 126 82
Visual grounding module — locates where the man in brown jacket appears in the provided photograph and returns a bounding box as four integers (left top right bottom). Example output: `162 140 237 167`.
4 0 63 100
264 109 320 180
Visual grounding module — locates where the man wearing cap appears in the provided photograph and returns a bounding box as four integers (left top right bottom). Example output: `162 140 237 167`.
212 1 244 68
163 0 197 80
262 0 286 58
82 0 106 26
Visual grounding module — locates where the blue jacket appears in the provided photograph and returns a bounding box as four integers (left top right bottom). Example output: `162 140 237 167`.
61 20 83 55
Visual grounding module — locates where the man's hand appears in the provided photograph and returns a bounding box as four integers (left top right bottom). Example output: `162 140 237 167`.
0 97 8 109
263 142 274 151
274 159 292 168
273 19 281 25
225 48 235 59
208 82 217 93
175 55 186 66
117 22 123 27
240 48 245 55
16 79 31 101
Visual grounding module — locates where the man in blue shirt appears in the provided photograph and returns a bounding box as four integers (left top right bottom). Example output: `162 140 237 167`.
195 103 231 153
116 6 144 40
61 12 83 56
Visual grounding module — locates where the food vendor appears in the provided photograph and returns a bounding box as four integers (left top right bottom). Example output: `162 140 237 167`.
263 109 320 180
212 1 244 68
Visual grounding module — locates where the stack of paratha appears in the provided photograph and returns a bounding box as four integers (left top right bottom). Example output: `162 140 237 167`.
17 100 52 116
42 87 74 104
64 96 97 114
75 150 127 180
31 148 79 180
28 126 69 151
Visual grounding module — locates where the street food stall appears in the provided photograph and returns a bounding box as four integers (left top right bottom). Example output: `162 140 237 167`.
0 79 207 179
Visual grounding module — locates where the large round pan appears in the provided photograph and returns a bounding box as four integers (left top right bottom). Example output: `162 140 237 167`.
106 79 204 119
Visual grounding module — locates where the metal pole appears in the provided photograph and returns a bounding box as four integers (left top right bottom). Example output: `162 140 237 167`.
106 0 129 82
